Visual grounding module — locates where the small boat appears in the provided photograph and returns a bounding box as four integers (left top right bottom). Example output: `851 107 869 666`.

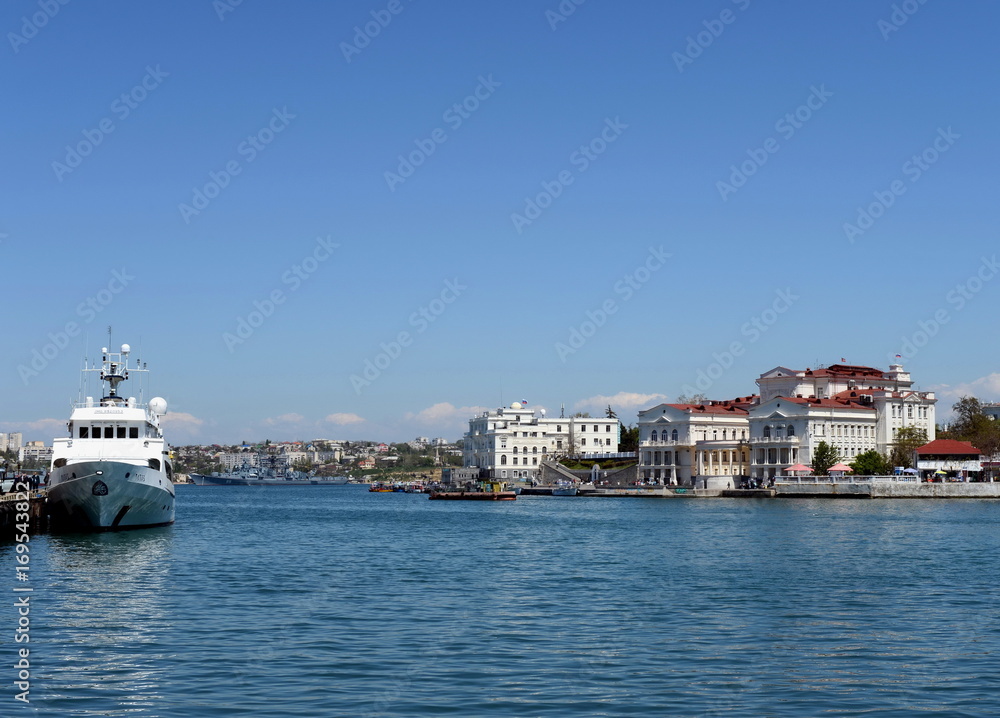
552 481 578 496
429 479 516 501
368 482 393 492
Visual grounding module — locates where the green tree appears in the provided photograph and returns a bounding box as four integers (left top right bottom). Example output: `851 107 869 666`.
811 441 839 476
850 449 891 476
940 396 1000 459
619 424 639 453
889 426 927 469
676 393 708 405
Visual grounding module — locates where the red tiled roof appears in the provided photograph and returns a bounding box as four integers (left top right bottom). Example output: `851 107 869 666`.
668 403 750 415
916 439 981 456
777 396 875 410
803 364 886 379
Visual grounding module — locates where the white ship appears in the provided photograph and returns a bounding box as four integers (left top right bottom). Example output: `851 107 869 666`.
48 341 175 531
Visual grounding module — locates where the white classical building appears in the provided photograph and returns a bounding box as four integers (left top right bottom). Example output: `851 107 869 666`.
755 363 936 456
463 402 619 481
637 362 937 486
637 397 756 487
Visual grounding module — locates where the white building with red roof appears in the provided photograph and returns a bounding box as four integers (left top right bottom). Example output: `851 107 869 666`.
637 396 757 487
915 439 982 480
637 361 937 486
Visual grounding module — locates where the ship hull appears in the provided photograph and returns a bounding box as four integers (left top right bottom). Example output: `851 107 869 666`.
48 460 175 531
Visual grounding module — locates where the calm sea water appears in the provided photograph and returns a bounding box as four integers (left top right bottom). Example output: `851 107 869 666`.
5 486 1000 717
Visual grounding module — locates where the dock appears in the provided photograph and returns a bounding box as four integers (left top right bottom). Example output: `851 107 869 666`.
1 489 50 536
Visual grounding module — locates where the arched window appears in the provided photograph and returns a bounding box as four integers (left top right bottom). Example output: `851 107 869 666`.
512 446 518 454
541 446 547 453
500 455 507 465
671 429 678 441
787 425 795 437
763 426 771 438
651 430 658 442
532 446 537 454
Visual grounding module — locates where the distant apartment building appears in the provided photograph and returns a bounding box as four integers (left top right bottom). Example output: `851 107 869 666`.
19 440 53 466
463 402 620 481
638 362 937 487
0 432 23 453
984 403 1000 422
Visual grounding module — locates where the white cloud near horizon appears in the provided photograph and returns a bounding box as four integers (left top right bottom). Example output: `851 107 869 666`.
325 412 365 426
930 373 1000 411
262 413 305 427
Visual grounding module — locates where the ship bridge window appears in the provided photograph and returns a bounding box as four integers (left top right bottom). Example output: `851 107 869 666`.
104 426 114 439
79 427 89 438
148 458 161 471
117 427 126 439
129 427 139 439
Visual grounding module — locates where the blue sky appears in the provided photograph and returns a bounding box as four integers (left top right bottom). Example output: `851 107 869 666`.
3 0 999 446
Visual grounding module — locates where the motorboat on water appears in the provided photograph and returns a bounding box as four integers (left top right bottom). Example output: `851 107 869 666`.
48 341 175 531
551 481 578 496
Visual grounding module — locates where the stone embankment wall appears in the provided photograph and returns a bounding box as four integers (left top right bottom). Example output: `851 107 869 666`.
776 482 1000 499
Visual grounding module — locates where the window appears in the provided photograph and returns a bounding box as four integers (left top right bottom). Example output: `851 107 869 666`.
606 425 611 432
582 438 587 445
105 427 114 439
117 427 126 439
501 470 507 478
787 425 795 437
763 426 771 438
513 457 518 465
532 447 537 454
672 429 678 441
79 427 89 438
129 427 138 439
556 440 563 449
907 405 913 419
606 438 611 445
557 425 562 432
652 430 658 442
542 447 547 453
513 446 518 454
501 455 507 465
532 457 537 465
